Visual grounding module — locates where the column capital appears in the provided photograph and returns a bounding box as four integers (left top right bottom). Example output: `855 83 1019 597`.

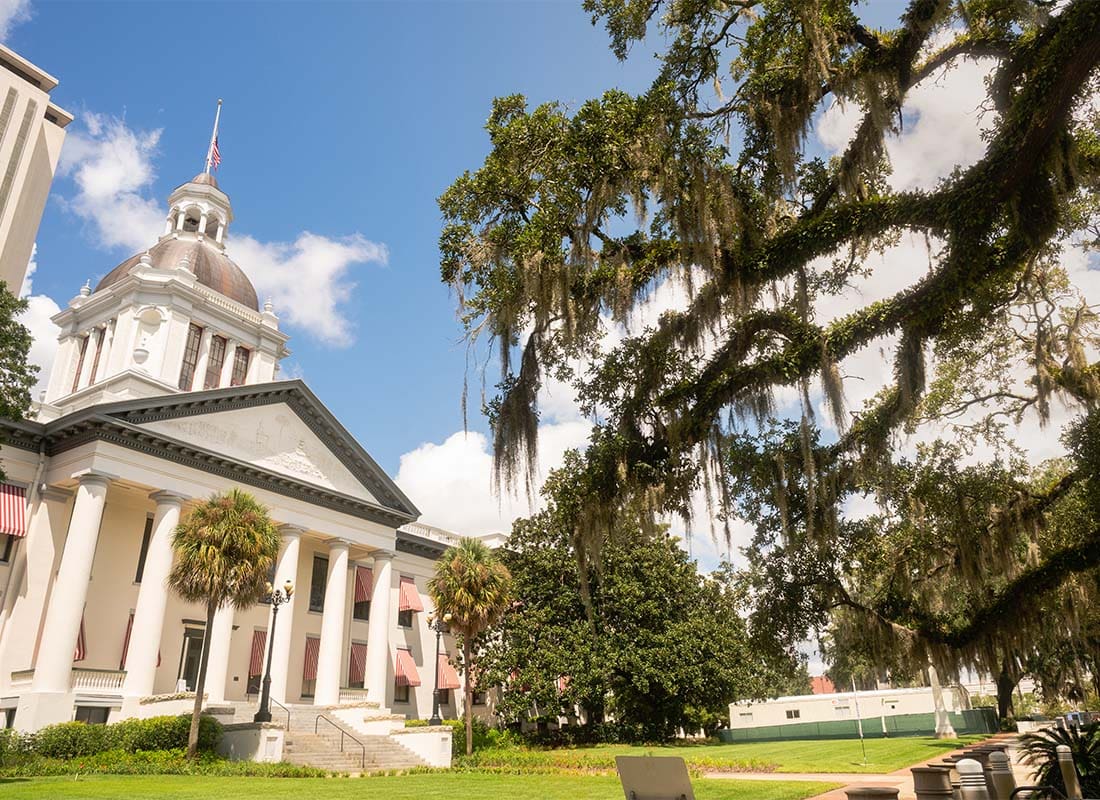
278 523 306 540
327 537 352 553
40 486 73 503
371 549 395 563
71 469 116 489
149 489 188 506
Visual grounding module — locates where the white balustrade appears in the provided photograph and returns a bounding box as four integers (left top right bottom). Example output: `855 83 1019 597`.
71 668 126 691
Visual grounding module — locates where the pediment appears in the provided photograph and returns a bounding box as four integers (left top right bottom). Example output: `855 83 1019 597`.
139 402 380 504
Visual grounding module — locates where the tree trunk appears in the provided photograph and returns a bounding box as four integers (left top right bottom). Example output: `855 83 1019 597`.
995 661 1017 726
463 638 474 756
187 601 217 759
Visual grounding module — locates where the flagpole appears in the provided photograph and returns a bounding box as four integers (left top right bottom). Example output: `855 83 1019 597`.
204 99 222 175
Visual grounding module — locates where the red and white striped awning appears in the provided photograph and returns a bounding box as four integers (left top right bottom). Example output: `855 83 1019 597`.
302 636 321 682
249 629 267 677
120 612 161 670
398 577 424 612
73 615 87 662
437 654 461 690
354 566 373 604
395 648 421 687
0 483 27 538
348 642 367 687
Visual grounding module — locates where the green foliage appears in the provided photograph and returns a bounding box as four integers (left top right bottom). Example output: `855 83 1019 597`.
428 538 513 757
0 281 37 482
479 455 803 743
439 0 1100 682
406 717 498 757
0 748 327 778
0 715 222 762
1021 722 1100 798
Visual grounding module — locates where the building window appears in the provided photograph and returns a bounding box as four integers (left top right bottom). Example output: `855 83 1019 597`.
3 708 15 729
398 609 413 628
394 682 409 703
353 599 370 621
71 335 89 393
438 688 451 706
88 327 105 385
178 323 204 390
471 691 486 706
785 709 801 720
309 556 328 613
0 533 14 563
134 516 154 583
74 706 110 725
203 335 227 389
834 705 851 719
738 712 753 723
231 347 250 387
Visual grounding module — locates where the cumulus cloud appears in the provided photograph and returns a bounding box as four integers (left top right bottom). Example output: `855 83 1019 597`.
0 0 31 42
17 245 60 399
54 113 387 346
231 233 387 347
395 422 592 537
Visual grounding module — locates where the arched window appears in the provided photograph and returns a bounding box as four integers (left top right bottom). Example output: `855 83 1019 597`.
181 206 201 233
204 214 221 239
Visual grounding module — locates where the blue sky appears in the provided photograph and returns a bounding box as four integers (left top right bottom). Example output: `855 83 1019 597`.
8 0 1008 567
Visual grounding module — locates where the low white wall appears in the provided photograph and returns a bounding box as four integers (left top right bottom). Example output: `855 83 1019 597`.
390 726 452 768
331 706 404 736
133 696 200 719
218 723 285 763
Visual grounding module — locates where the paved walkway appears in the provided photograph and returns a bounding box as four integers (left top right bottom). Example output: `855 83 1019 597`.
703 737 1019 800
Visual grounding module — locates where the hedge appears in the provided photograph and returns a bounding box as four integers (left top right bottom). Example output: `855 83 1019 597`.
0 714 222 762
0 748 329 777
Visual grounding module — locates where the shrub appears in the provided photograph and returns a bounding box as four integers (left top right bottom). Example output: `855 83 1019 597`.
1021 722 1100 798
16 714 222 760
406 717 494 756
0 748 330 777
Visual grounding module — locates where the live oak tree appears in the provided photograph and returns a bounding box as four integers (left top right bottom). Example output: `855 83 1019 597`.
439 1 1100 671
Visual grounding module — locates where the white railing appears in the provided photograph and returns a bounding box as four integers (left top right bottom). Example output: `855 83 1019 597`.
338 687 371 704
71 668 126 691
10 669 33 686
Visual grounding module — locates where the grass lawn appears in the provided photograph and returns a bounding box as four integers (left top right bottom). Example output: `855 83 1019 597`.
463 735 989 774
0 774 840 800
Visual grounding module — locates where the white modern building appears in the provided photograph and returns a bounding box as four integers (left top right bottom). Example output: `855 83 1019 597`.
0 167 466 764
0 43 71 294
729 685 970 730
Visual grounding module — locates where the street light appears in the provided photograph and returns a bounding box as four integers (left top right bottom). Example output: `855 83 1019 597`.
427 611 452 726
254 579 294 723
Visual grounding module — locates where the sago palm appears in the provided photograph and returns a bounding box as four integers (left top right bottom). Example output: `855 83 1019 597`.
428 538 512 755
1021 722 1100 798
168 488 280 758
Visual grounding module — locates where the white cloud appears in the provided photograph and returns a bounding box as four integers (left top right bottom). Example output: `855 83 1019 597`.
58 113 164 253
231 233 387 348
0 0 31 42
19 293 59 399
395 421 591 537
55 113 386 346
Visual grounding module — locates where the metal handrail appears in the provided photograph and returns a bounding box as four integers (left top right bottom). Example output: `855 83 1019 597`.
270 697 291 731
315 714 365 769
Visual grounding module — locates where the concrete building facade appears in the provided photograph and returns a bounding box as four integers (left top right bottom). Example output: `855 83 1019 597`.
0 43 71 294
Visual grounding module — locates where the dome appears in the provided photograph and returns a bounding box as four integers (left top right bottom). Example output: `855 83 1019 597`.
94 237 259 310
187 172 219 188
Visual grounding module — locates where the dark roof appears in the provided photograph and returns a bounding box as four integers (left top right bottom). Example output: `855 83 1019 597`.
94 237 259 311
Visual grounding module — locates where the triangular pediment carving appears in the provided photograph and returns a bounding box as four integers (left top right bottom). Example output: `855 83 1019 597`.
139 402 380 504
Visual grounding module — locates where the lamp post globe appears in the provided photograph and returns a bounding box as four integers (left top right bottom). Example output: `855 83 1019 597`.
254 581 294 724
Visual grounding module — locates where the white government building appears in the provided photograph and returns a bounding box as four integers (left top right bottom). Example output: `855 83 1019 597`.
0 167 476 762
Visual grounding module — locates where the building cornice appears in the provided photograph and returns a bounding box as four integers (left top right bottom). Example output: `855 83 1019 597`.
396 529 448 560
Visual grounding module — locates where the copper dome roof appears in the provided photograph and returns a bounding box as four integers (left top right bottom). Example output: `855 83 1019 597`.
187 172 219 188
95 238 259 311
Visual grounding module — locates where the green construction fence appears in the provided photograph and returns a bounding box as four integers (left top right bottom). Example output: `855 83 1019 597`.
717 707 998 743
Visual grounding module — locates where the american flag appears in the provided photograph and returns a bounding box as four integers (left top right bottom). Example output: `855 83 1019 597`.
210 135 221 170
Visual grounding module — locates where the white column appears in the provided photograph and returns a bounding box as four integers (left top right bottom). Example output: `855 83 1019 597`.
193 329 214 392
314 539 350 706
365 550 394 706
219 339 238 388
94 320 116 384
176 210 186 231
32 472 111 694
265 525 302 704
74 334 96 392
204 605 235 704
215 222 226 244
162 215 173 236
198 212 208 236
122 491 186 698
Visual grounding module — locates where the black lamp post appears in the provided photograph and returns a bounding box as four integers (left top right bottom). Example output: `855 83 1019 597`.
254 579 294 723
427 612 451 726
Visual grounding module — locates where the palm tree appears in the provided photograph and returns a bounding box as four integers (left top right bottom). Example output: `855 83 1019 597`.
428 538 512 755
168 489 281 758
1021 722 1100 798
